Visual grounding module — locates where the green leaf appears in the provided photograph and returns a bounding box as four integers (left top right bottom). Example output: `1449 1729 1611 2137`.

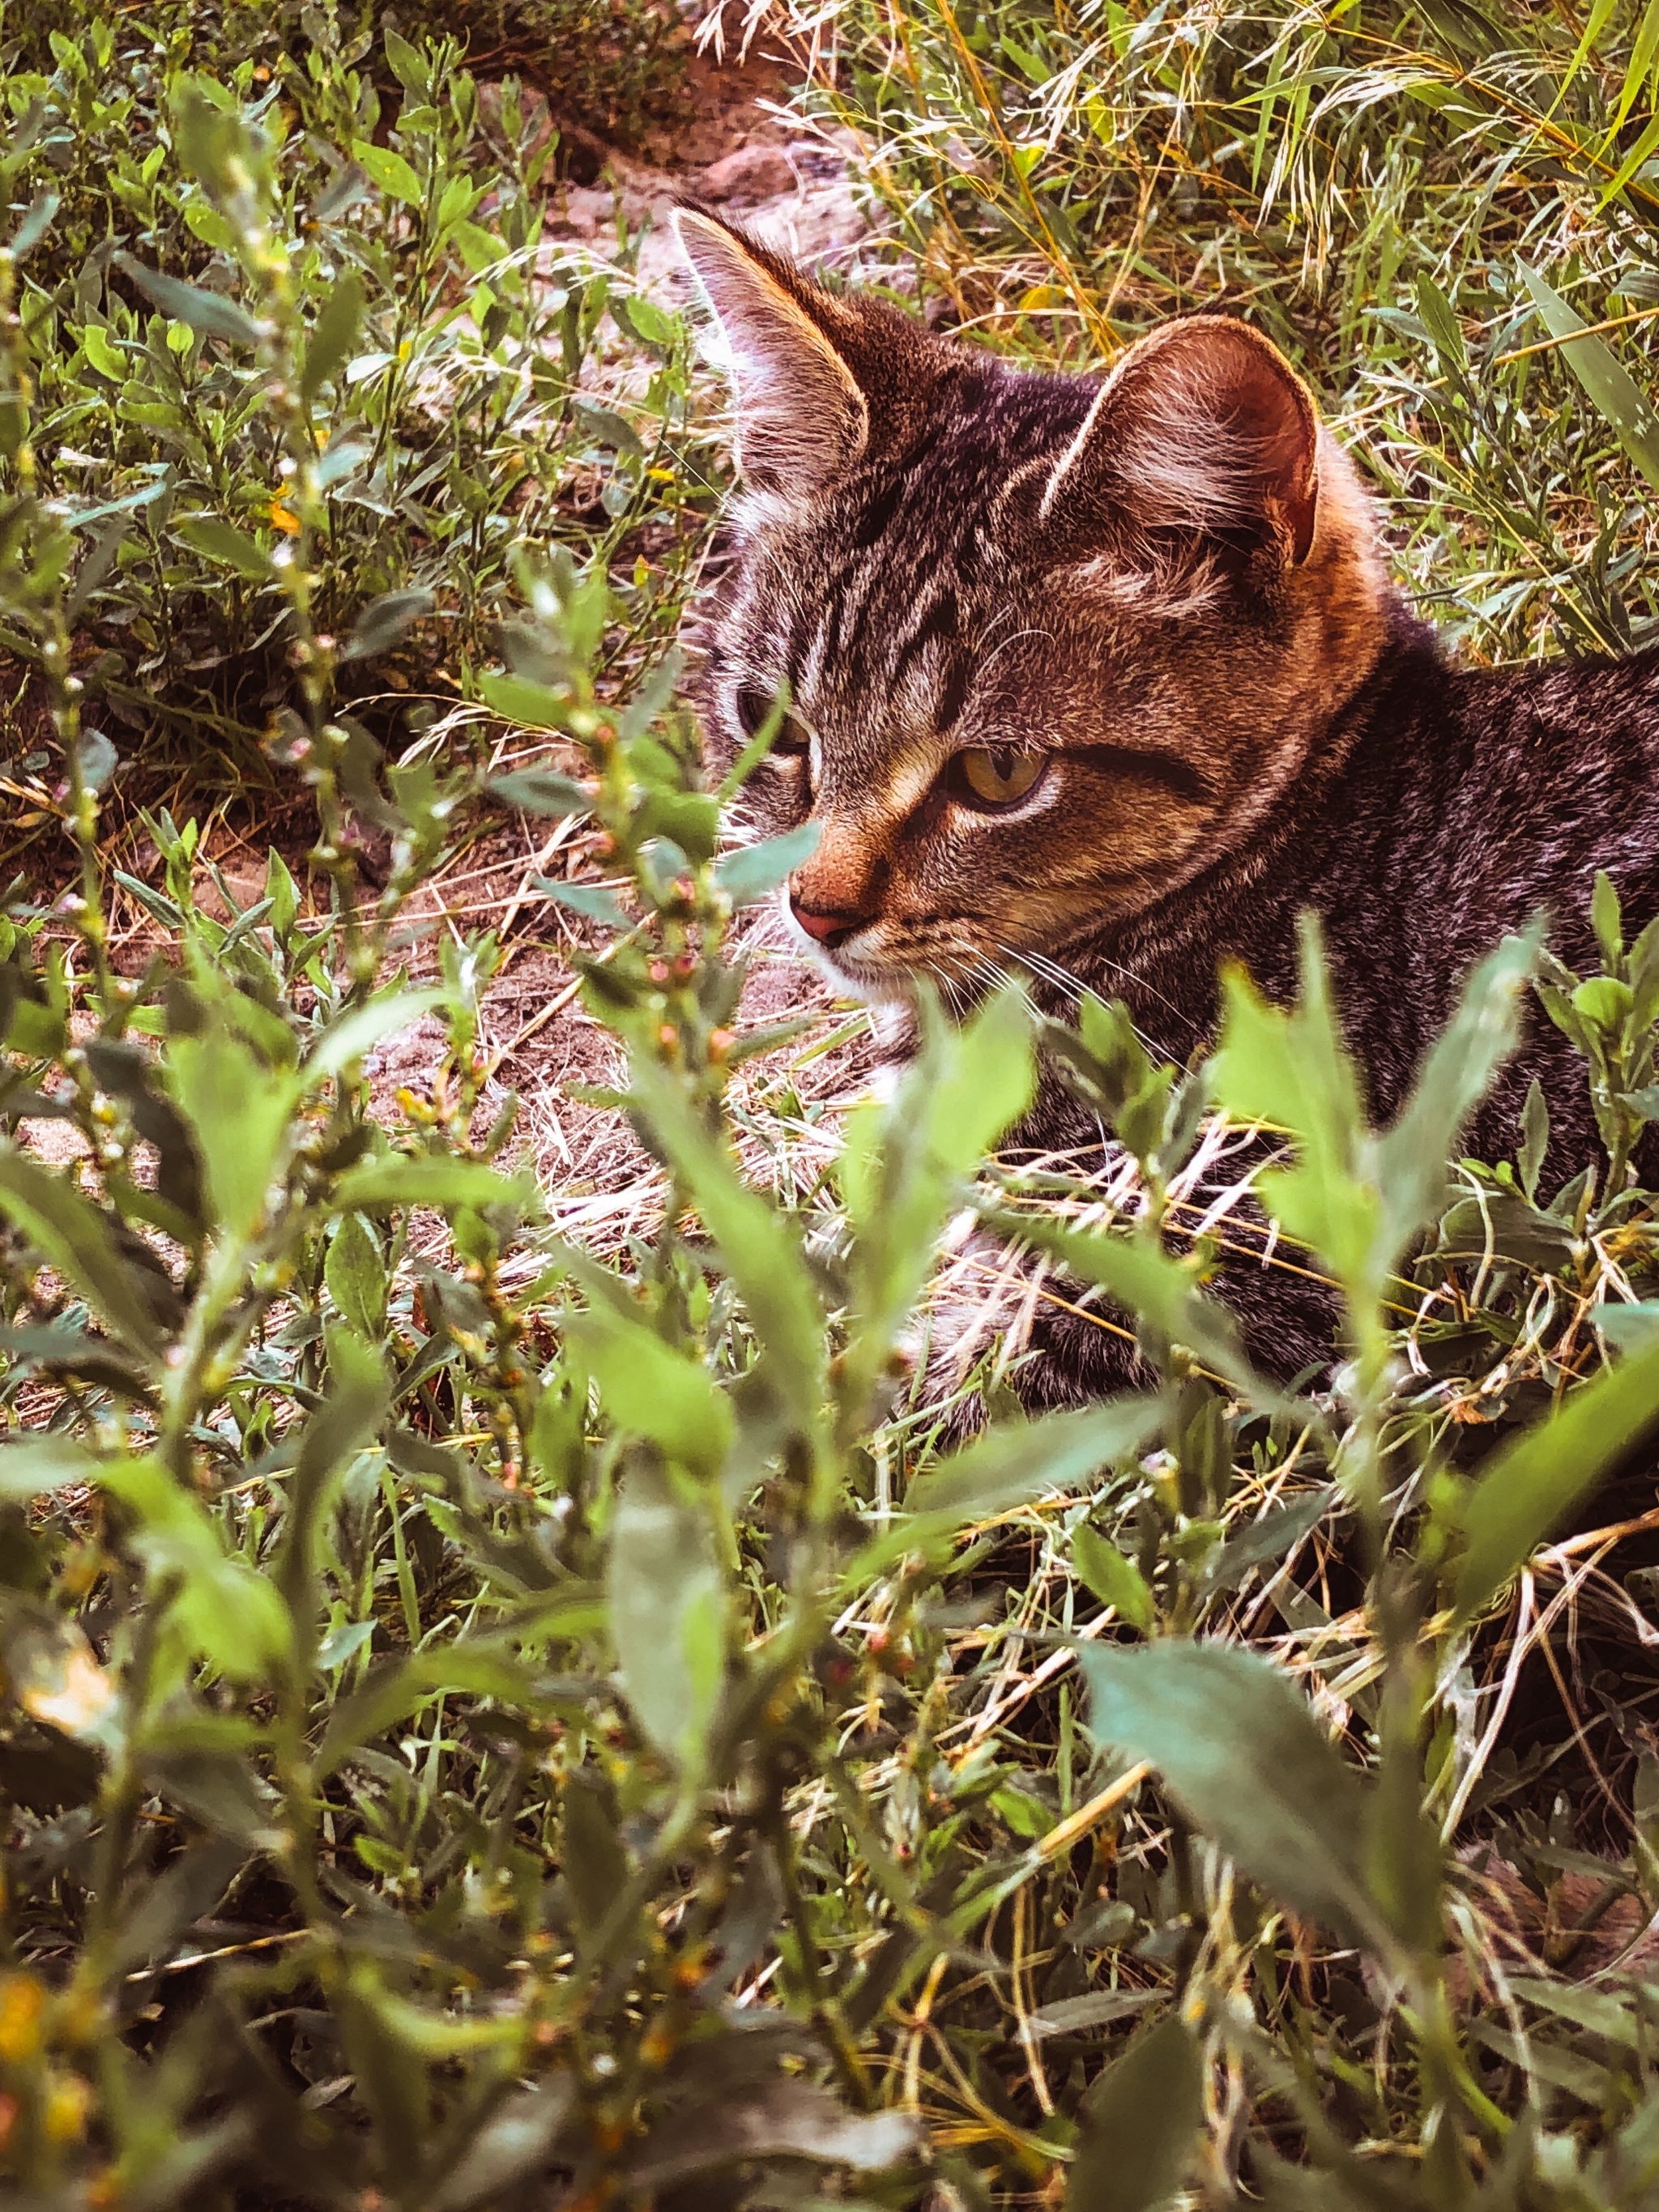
1451 1333 1659 1626
566 1307 734 1479
1613 0 1659 134
1033 1990 1158 2036
987 1208 1267 1406
382 26 431 96
315 1644 544 1776
435 173 478 237
279 1335 392 1655
1592 869 1625 971
168 1025 295 1241
625 2080 918 2189
1507 1976 1640 2047
0 1433 98 1501
316 1619 376 1670
1603 109 1659 211
301 271 368 403
1373 927 1536 1259
480 673 573 731
607 1459 726 1771
301 988 446 1089
1065 2012 1203 2212
1573 974 1631 1029
1594 1299 1659 1351
174 516 274 582
1415 0 1503 54
143 1745 284 1849
491 767 593 816
715 821 821 907
569 395 644 457
1205 1490 1333 1592
611 291 680 350
629 1056 826 1426
1073 1524 1155 1630
561 1775 622 1934
100 1456 292 1679
536 879 629 928
427 2082 576 2212
0 1144 165 1362
80 324 125 380
1415 272 1466 369
840 990 1034 1399
326 1213 386 1340
332 1155 529 1213
905 1398 1160 1527
5 995 65 1057
1521 264 1659 491
114 254 264 347
451 219 502 275
7 1617 121 1750
1209 918 1379 1298
1079 1640 1388 1953
352 139 425 207
12 186 58 257
1556 0 1618 105
75 728 117 795
1519 1077 1550 1203
992 1781 1054 1837
340 586 435 663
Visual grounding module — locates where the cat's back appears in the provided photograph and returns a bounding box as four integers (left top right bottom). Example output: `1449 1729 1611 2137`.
1350 637 1659 948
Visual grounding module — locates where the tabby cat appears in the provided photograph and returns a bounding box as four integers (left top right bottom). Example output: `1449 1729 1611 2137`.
673 205 1659 1399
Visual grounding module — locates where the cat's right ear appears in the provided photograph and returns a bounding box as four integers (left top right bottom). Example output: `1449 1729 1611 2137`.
1040 315 1321 575
672 208 869 502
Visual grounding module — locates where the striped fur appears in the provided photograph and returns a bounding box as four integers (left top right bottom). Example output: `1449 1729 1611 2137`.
677 210 1659 1396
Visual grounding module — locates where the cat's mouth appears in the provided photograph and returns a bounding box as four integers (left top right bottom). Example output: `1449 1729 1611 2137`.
789 923 913 1005
783 903 994 1006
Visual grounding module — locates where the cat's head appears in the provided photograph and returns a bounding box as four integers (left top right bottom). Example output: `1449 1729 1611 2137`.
675 208 1390 1001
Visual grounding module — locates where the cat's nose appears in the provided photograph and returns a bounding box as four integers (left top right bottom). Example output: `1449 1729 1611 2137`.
790 894 870 948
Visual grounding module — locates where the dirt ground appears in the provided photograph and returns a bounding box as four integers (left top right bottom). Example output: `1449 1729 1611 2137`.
555 2 884 283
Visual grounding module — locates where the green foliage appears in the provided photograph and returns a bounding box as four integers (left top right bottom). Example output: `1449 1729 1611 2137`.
808 0 1659 658
15 0 1659 2206
0 1 707 816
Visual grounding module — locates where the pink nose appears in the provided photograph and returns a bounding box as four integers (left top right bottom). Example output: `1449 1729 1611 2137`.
790 895 871 948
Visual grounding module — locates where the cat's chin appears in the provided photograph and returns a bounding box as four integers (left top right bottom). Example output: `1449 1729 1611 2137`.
800 943 916 1007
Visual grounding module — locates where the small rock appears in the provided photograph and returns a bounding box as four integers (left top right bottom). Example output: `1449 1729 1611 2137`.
699 143 796 205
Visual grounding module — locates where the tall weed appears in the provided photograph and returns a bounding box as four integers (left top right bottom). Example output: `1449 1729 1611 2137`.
8 6 1659 2208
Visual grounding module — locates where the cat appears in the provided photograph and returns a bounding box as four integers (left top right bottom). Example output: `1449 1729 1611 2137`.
672 204 1659 1401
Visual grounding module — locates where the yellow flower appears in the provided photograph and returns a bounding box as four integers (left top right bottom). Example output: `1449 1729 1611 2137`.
44 2070 93 2143
0 1973 44 2065
270 498 301 534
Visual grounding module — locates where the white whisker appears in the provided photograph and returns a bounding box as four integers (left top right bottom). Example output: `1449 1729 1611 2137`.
975 626 1054 688
995 939 1181 1063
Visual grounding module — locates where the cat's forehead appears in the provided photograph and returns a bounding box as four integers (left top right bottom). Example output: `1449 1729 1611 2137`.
715 364 1097 730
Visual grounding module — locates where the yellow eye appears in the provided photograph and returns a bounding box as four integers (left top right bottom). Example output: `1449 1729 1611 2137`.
955 748 1047 809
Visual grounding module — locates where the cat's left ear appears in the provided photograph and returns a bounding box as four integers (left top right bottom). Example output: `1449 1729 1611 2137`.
673 207 869 501
1041 316 1320 569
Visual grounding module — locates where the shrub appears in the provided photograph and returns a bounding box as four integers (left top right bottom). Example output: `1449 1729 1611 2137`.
0 5 706 822
11 5 1659 2209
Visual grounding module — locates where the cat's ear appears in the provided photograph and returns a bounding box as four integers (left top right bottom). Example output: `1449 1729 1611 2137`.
1042 316 1320 569
672 207 869 500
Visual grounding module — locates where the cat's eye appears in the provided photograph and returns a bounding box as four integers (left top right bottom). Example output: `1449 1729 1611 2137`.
736 683 810 758
953 746 1048 810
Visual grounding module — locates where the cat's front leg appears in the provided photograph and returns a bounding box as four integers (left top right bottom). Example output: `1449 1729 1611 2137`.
907 1216 1149 1434
909 1207 1342 1431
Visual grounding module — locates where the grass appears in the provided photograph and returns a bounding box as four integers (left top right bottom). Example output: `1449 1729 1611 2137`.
7 2 1659 2208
